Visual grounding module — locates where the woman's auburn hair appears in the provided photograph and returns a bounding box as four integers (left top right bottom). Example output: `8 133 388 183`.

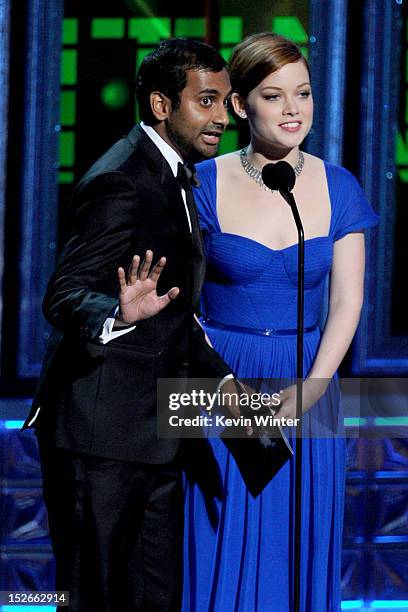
228 32 310 99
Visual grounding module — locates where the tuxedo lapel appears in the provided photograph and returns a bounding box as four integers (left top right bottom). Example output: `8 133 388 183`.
127 125 205 308
161 162 206 308
183 183 206 308
159 161 192 239
127 125 191 240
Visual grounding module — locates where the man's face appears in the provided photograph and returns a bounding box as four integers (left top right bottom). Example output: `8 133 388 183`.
165 68 231 162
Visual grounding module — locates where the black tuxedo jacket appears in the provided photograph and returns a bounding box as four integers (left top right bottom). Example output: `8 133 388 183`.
23 125 231 464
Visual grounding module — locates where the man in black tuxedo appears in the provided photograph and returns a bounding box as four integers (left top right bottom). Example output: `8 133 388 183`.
23 39 232 611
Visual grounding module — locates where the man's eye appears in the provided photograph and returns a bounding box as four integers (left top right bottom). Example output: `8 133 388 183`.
201 97 213 106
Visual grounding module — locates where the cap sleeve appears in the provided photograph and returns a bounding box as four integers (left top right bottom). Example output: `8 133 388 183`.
192 159 220 235
327 163 379 241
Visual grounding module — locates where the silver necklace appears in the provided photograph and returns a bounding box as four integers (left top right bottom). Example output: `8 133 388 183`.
240 147 305 192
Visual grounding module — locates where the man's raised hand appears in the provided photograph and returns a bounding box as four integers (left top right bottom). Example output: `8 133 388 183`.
116 250 179 325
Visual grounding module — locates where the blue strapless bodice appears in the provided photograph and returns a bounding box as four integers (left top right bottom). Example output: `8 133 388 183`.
202 234 332 330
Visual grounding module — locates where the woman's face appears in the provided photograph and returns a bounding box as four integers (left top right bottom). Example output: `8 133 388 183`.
237 59 313 154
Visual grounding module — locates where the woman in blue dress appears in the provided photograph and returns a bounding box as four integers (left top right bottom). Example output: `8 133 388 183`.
183 33 378 611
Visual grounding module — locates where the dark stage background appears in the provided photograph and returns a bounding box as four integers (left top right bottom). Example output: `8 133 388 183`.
0 0 407 609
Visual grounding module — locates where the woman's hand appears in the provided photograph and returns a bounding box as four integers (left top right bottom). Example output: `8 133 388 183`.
276 378 330 420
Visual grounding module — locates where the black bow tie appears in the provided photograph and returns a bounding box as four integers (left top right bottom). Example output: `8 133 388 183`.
176 162 200 191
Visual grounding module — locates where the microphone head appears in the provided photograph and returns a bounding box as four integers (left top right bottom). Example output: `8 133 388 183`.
262 161 296 192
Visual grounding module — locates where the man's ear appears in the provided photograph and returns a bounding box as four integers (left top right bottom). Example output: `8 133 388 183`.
150 91 172 122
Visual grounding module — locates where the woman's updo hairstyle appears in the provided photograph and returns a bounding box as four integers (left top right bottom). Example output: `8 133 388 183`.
228 32 310 100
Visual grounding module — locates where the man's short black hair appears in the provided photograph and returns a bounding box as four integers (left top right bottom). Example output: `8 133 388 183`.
136 38 226 125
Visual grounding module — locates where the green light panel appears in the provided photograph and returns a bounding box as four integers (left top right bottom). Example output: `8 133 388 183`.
63 18 78 45
92 18 125 39
60 91 76 125
272 16 308 43
174 18 206 38
397 132 408 165
220 17 242 44
129 17 171 43
58 171 75 184
59 18 79 184
219 131 239 156
61 49 77 86
59 131 75 166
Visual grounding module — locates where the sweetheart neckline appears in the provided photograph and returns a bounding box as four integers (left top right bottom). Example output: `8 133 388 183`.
211 232 332 253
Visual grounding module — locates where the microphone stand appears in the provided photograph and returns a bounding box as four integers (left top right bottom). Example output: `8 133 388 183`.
279 189 304 612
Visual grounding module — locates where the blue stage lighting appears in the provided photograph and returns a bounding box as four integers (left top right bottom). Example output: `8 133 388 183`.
341 601 365 609
2 420 25 429
371 602 408 609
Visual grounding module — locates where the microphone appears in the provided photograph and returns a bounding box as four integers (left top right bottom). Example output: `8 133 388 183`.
262 161 296 192
262 158 304 612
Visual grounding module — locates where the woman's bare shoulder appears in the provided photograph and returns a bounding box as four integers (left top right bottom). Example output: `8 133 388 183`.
301 152 328 181
303 151 324 167
214 151 242 179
